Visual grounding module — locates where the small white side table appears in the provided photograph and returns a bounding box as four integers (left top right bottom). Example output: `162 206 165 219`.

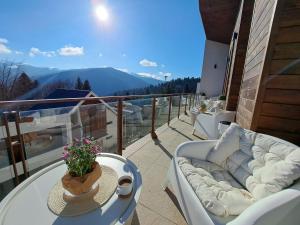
0 153 142 225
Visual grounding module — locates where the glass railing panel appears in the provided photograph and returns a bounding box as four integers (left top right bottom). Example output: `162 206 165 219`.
123 97 152 147
170 96 180 121
77 102 118 154
0 131 16 201
19 106 73 175
155 97 169 129
180 95 189 116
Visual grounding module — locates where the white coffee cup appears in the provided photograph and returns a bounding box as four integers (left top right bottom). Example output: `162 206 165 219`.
117 176 133 197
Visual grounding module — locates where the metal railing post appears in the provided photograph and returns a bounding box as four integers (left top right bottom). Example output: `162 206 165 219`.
3 112 20 185
189 94 192 110
14 111 29 178
151 97 158 139
177 94 182 119
117 99 123 155
167 96 172 126
192 94 195 107
184 95 188 115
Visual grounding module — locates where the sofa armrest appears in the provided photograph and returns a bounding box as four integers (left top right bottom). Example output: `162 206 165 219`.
175 140 218 160
228 188 300 225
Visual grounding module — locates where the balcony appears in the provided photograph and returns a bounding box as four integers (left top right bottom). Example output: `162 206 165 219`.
0 93 199 224
124 114 199 225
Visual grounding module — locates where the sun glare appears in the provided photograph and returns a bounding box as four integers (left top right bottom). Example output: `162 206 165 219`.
95 5 109 22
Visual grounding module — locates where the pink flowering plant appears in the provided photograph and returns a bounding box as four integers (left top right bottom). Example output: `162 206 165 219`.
62 137 102 177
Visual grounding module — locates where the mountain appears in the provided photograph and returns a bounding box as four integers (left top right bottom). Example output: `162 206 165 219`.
13 64 61 77
37 67 162 96
130 73 161 86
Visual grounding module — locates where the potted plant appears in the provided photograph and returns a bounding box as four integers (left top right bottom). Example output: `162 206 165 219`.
218 95 226 101
61 137 102 195
200 103 207 112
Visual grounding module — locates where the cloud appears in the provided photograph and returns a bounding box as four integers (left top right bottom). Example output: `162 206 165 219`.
159 72 172 77
0 38 11 54
9 65 19 69
29 47 56 57
137 71 173 80
58 45 84 56
137 72 163 80
15 50 24 55
116 68 129 73
139 59 158 67
0 38 8 44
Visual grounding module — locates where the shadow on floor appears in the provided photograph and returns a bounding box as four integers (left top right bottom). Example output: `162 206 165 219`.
153 139 173 159
165 187 187 221
178 118 192 126
131 210 141 225
169 127 194 141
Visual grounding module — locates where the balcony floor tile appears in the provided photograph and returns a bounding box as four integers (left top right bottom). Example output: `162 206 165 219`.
124 114 202 225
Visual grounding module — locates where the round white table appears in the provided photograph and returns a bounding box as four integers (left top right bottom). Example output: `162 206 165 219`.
0 153 142 225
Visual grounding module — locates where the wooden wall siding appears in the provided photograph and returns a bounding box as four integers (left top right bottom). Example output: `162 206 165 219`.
256 0 300 145
225 0 255 111
236 0 278 129
237 0 300 145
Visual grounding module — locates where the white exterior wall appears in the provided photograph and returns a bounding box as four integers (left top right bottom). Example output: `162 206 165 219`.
199 40 229 97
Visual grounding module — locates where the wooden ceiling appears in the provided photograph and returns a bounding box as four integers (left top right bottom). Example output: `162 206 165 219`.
199 0 241 44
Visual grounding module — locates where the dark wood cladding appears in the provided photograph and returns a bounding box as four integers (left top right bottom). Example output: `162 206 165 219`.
236 0 277 129
225 0 255 111
199 0 241 44
236 0 300 145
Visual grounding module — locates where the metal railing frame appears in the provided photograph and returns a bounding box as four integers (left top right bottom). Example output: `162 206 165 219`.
0 93 197 183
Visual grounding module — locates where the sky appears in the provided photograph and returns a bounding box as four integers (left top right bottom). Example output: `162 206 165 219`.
0 0 205 80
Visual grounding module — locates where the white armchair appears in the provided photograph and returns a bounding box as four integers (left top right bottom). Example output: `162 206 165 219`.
193 110 236 139
166 123 300 225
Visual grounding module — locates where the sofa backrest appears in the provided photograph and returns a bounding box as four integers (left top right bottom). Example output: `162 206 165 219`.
208 123 300 200
225 128 256 187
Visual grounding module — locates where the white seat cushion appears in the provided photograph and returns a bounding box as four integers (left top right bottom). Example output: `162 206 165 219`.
206 123 300 200
177 157 254 217
245 134 300 199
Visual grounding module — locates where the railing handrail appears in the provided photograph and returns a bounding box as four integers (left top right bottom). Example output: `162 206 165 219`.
0 92 197 189
0 93 193 107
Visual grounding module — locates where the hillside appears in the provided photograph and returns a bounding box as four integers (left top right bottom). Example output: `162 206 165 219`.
36 67 162 96
114 77 200 95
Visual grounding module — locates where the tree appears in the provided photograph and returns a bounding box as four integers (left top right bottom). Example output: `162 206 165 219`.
75 77 83 90
82 80 91 90
184 83 190 93
0 61 19 100
0 61 38 100
113 77 200 96
13 72 38 98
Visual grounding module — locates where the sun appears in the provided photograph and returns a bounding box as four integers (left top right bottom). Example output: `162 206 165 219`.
95 5 109 22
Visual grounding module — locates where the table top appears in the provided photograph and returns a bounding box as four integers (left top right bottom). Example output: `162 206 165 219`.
0 153 142 225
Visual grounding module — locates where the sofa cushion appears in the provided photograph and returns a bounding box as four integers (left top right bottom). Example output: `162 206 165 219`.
245 134 300 199
177 157 254 217
207 123 240 166
225 128 257 187
207 123 300 200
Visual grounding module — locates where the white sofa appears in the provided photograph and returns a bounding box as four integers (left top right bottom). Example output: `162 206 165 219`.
193 111 236 139
166 123 300 225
